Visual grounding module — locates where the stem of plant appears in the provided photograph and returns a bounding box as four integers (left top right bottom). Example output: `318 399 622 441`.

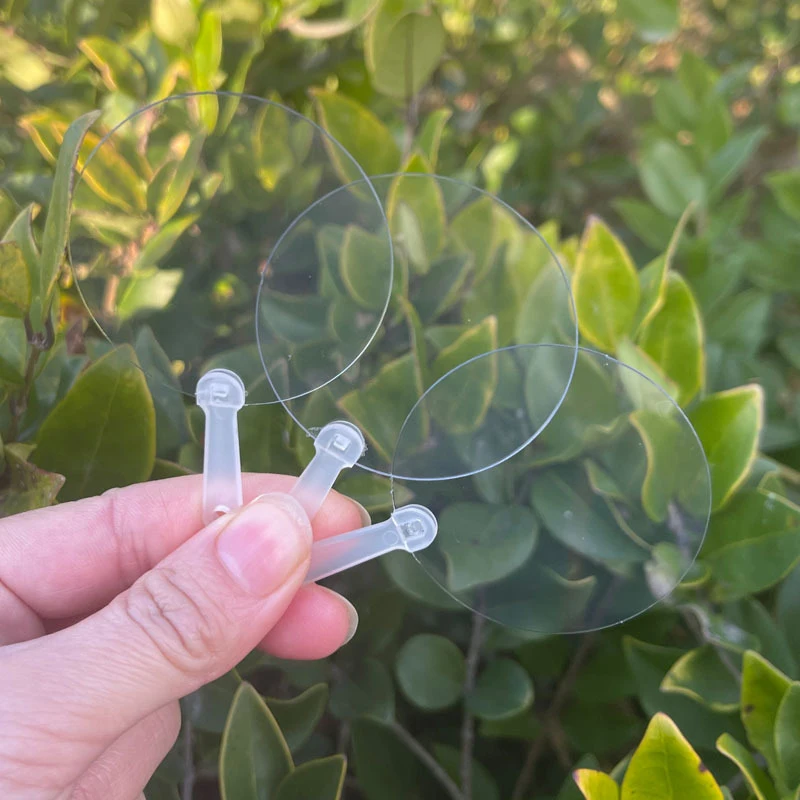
461 610 485 800
181 716 195 800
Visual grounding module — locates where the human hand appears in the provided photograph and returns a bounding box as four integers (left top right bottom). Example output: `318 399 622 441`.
0 474 366 799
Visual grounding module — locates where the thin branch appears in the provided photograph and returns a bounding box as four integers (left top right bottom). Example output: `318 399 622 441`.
460 611 485 800
389 721 464 800
511 634 596 800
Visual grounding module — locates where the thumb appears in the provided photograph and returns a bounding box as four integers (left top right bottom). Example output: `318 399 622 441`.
3 493 311 756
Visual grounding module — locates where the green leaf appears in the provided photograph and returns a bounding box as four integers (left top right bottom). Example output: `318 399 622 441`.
620 713 724 799
467 658 535 721
449 195 497 280
312 90 401 180
416 108 451 168
660 646 740 712
0 317 27 385
351 718 445 800
707 127 767 200
639 139 705 218
275 756 346 800
134 215 198 272
330 658 395 722
382 550 463 610
701 489 800 600
340 226 391 310
191 11 222 131
39 110 101 315
573 217 640 351
156 135 206 225
613 198 674 250
395 634 465 711
3 204 40 295
716 733 779 800
689 385 763 511
775 683 800 792
31 346 155 501
0 242 31 318
184 671 241 734
616 0 679 41
638 273 704 405
267 684 329 753
766 171 800 221
433 744 500 800
151 0 198 48
365 3 445 99
219 683 293 800
437 503 538 592
133 327 189 458
0 443 65 517
574 770 620 800
117 268 184 321
741 650 791 779
79 37 147 96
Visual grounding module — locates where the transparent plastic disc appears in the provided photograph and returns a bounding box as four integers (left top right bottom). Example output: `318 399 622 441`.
260 174 578 477
390 345 711 633
69 92 392 404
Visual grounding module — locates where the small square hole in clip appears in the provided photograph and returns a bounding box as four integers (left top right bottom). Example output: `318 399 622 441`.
332 434 350 452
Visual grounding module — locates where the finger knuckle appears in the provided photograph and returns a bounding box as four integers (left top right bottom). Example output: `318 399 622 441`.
122 567 226 677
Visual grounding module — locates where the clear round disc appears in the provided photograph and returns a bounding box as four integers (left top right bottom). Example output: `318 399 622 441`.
390 344 711 633
261 173 578 477
69 92 392 404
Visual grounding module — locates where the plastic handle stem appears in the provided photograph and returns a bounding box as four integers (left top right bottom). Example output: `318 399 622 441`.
305 505 438 583
197 369 246 525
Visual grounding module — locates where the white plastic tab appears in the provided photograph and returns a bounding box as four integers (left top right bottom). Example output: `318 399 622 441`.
291 421 366 519
306 504 437 583
196 369 246 524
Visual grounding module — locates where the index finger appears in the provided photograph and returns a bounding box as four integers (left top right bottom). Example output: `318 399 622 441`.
0 473 367 621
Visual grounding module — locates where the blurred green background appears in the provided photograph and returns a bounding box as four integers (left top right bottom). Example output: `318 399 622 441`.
2 1 800 799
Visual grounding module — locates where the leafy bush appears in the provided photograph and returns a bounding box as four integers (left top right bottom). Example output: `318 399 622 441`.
2 0 800 799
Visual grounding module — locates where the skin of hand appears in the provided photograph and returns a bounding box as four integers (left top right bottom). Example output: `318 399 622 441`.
0 473 368 800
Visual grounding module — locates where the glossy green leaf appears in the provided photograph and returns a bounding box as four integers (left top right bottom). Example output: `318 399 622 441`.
220 683 293 800
716 733 779 800
449 195 496 280
330 658 395 722
156 135 206 225
412 253 473 323
416 108 452 168
31 346 155 501
775 683 800 792
0 317 27 386
151 0 198 47
639 139 705 218
620 713 724 799
467 658 535 721
395 634 465 711
117 268 183 321
351 718 445 800
275 756 346 800
638 273 704 406
689 385 763 511
616 0 678 41
574 769 620 800
613 198 675 250
741 650 791 778
660 646 739 712
365 3 445 99
707 127 767 199
191 11 222 131
340 226 391 310
312 90 401 180
267 684 328 753
702 489 800 600
573 217 640 351
437 503 538 592
39 110 100 312
382 550 463 610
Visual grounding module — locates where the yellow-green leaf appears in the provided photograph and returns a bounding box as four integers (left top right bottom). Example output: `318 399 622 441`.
220 683 293 800
716 733 779 800
31 346 156 501
0 242 31 318
775 683 800 793
275 756 346 800
79 37 147 96
741 651 791 780
312 90 401 181
0 317 27 385
689 385 763 511
191 12 223 131
156 135 206 225
638 273 704 406
620 713 724 799
573 217 640 351
151 0 198 48
574 769 620 800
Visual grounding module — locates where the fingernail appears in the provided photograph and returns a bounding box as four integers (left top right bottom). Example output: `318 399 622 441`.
352 499 371 528
216 493 312 595
319 586 359 645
